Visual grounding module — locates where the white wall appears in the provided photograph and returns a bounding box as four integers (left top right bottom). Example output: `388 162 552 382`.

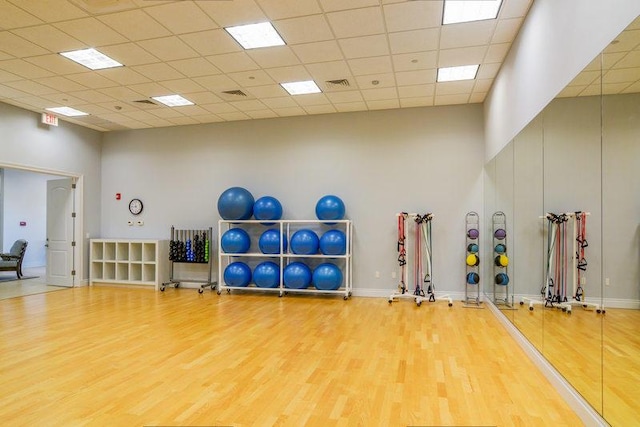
2 169 58 268
102 105 485 295
0 102 103 281
484 0 640 160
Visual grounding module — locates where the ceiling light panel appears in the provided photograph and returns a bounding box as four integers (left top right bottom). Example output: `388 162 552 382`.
443 0 503 25
59 48 123 70
280 80 322 95
437 65 480 82
152 94 195 107
46 106 89 117
225 22 286 50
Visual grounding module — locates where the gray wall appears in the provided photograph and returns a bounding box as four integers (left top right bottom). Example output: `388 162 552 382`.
102 104 485 296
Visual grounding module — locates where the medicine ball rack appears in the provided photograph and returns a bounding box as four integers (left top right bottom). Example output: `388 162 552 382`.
463 211 482 307
217 219 353 299
492 211 513 308
160 226 216 294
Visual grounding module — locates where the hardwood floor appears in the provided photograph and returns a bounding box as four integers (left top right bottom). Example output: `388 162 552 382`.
0 287 583 426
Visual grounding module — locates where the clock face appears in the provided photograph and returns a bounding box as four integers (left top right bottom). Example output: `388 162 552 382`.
129 198 143 215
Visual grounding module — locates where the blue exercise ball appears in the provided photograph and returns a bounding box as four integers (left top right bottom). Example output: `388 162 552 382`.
312 263 343 290
220 228 251 253
319 229 346 256
253 196 283 224
466 272 480 285
315 195 345 222
224 262 251 287
253 261 280 288
258 229 287 254
283 262 312 289
217 187 254 220
290 229 319 255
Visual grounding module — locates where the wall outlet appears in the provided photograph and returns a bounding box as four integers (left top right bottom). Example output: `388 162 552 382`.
127 220 133 226
137 220 144 226
605 278 610 287
375 271 380 278
580 277 586 285
391 271 396 279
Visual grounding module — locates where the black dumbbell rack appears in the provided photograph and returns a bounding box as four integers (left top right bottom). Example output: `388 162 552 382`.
161 226 217 294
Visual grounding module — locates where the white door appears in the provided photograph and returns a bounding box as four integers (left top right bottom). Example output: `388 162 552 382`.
46 178 75 287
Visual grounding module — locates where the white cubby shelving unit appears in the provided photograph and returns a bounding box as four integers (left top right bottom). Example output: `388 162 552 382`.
90 239 169 290
217 219 352 299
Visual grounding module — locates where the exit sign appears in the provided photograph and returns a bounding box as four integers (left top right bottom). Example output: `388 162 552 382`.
42 112 58 126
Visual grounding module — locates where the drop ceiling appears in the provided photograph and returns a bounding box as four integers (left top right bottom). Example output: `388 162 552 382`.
0 0 538 131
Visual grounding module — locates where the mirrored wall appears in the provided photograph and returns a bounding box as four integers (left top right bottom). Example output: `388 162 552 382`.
483 15 640 426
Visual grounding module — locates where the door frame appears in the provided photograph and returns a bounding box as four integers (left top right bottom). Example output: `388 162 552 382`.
0 161 84 286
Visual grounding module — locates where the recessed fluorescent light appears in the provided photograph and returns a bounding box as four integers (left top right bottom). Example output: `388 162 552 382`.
280 80 322 95
45 107 89 117
151 95 194 107
225 22 285 49
443 0 503 25
59 48 123 70
437 65 480 82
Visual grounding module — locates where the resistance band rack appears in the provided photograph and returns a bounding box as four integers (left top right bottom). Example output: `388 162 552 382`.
389 212 453 307
463 211 481 307
161 226 217 293
492 211 513 308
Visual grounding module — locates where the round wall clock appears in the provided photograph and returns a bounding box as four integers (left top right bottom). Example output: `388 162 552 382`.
129 198 143 215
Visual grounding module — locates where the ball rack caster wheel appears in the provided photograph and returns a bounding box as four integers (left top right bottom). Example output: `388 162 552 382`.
597 309 601 314
448 302 453 307
519 301 524 306
529 306 534 311
226 289 231 294
343 296 348 300
198 288 204 294
216 290 221 295
175 283 179 288
160 286 165 292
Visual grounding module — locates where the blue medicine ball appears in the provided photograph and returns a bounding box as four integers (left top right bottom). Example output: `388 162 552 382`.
315 195 345 222
253 261 280 288
217 187 254 220
466 272 480 285
319 229 346 255
283 262 312 289
495 273 510 286
224 262 251 287
253 196 283 224
290 229 319 255
258 229 287 254
312 263 343 290
220 228 251 253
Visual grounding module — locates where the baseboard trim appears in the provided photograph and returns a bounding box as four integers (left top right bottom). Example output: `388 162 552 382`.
486 300 610 427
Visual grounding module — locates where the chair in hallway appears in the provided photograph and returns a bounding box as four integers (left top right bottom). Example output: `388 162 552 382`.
0 239 28 279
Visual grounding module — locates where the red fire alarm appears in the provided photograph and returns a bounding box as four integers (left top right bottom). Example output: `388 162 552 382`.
116 193 121 200
20 221 26 226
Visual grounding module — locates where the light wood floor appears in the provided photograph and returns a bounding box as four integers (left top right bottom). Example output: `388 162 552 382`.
0 287 583 427
0 267 64 300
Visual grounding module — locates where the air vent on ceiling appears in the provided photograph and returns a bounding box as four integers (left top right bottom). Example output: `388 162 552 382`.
222 90 248 97
133 99 157 105
326 79 350 87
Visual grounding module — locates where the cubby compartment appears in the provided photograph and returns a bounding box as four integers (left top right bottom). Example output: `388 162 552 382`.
91 242 104 260
143 264 156 283
104 242 116 261
91 262 103 281
129 263 142 282
143 243 156 262
130 243 143 262
103 262 116 281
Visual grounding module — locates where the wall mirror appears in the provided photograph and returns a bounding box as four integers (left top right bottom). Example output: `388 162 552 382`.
483 14 640 426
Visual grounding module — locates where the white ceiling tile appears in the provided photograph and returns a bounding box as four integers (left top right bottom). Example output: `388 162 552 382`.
4 80 58 96
434 93 469 105
261 97 298 108
26 54 89 75
68 103 113 115
168 116 201 126
217 111 250 121
366 99 399 110
265 65 311 83
339 34 389 59
0 32 49 57
54 17 128 46
68 90 116 104
67 72 117 89
440 20 496 50
325 90 363 103
388 28 439 54
229 99 267 111
291 40 344 63
305 60 352 81
334 101 367 112
193 74 239 91
396 69 436 86
293 93 329 106
137 37 200 61
246 109 279 119
326 7 385 39
15 95 59 108
167 58 222 78
256 0 322 20
0 84 33 98
144 2 218 34
180 29 242 56
473 79 494 93
303 104 337 114
621 80 640 93
131 63 184 81
383 1 442 32
0 1 43 29
580 84 602 97
392 51 438 72
193 114 224 124
273 106 306 117
171 105 209 116
398 84 434 98
245 84 288 98
148 106 185 119
469 92 487 103
361 87 397 101
567 70 600 87
228 70 275 87
98 86 149 101
11 0 87 22
614 51 640 68
96 101 138 113
125 109 161 122
206 52 260 73
186 91 223 105
128 82 182 97
436 80 475 95
604 68 640 84
0 51 14 61
0 68 21 83
35 76 87 92
0 59 54 79
98 67 150 85
197 0 266 27
318 0 379 12
355 73 395 89
499 0 533 19
348 56 392 76
492 18 523 44
97 43 158 66
476 63 502 79
400 97 434 108
98 10 171 41
247 46 300 68
13 24 85 52
485 43 511 63
274 15 334 45
439 46 487 67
